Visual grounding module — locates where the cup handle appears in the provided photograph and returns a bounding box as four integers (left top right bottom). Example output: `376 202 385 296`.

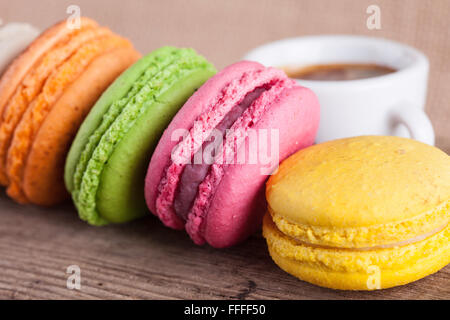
389 102 435 145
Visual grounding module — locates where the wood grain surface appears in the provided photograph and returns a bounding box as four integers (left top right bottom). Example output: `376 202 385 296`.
0 0 449 300
0 192 449 300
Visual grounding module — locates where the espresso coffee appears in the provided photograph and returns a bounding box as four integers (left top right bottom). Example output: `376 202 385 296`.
283 63 396 81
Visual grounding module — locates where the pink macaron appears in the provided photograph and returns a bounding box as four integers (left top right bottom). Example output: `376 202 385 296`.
145 61 320 248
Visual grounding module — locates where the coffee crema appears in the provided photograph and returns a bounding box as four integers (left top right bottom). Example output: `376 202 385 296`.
282 63 396 81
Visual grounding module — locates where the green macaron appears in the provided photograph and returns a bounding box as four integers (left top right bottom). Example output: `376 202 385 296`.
65 46 216 225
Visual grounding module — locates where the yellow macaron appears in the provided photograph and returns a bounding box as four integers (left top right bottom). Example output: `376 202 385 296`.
263 135 449 290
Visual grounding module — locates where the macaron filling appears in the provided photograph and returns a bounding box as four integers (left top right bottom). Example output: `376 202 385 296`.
287 221 448 251
173 86 267 221
269 199 449 249
155 67 296 244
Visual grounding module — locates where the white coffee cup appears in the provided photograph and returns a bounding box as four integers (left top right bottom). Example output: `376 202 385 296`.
243 35 435 145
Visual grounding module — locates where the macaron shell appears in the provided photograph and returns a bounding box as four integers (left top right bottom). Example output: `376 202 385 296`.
97 68 216 223
23 46 140 205
263 213 450 290
203 86 320 248
69 48 216 225
0 23 39 75
267 136 450 229
154 66 298 235
5 34 132 203
0 18 98 118
0 23 110 186
267 237 450 290
144 61 265 218
68 47 189 225
266 136 450 250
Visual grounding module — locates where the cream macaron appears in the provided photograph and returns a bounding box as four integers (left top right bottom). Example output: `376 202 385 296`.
0 23 39 75
263 135 449 290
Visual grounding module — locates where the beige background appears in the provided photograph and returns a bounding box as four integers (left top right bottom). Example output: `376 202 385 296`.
1 0 449 151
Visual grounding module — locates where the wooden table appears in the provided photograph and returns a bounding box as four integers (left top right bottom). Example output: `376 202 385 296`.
0 0 449 300
0 189 448 300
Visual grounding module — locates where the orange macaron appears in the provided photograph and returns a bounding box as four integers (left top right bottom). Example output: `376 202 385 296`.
0 17 140 205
